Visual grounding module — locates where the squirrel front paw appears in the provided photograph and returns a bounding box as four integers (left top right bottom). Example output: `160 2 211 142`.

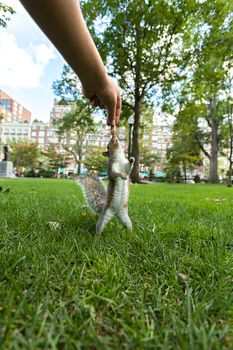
129 157 135 163
121 174 128 180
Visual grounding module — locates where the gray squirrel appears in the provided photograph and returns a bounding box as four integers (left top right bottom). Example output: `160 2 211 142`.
78 133 135 235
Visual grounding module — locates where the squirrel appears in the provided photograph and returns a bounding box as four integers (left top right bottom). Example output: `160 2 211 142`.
78 133 135 235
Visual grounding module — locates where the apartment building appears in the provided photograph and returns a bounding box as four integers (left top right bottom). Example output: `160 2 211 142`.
30 122 60 149
49 98 72 123
0 90 31 123
0 122 31 143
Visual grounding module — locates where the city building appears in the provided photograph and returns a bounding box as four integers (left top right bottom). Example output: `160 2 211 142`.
0 90 31 123
49 98 72 123
0 122 31 144
30 122 60 150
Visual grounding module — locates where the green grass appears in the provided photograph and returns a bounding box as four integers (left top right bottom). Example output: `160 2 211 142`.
0 179 233 350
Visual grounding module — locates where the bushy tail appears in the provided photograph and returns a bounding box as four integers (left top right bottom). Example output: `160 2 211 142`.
78 174 106 213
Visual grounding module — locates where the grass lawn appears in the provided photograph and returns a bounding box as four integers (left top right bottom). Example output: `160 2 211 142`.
0 179 233 349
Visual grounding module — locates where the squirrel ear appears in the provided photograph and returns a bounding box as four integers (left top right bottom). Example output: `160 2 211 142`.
102 151 109 157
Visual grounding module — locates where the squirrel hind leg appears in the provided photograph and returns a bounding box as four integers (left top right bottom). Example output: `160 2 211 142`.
96 208 114 235
117 208 132 230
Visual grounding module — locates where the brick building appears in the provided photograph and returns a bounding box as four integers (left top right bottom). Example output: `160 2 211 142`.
49 98 71 123
0 90 31 123
30 122 59 150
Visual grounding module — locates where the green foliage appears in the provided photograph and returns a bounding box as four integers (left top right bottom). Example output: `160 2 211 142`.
83 146 108 174
167 112 202 174
57 100 95 137
42 144 70 172
163 0 233 183
10 141 40 169
0 2 15 27
54 0 199 182
81 0 196 102
52 65 81 103
56 100 96 174
32 119 44 124
139 146 160 169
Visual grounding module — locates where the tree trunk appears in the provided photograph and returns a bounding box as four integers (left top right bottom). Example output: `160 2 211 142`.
227 106 233 187
130 24 142 184
77 151 82 175
209 154 218 183
131 99 141 184
183 160 187 183
208 96 219 183
228 160 232 187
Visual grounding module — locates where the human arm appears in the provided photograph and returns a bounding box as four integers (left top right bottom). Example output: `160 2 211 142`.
19 0 121 125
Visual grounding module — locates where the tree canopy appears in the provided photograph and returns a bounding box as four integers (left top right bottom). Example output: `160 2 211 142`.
0 2 15 27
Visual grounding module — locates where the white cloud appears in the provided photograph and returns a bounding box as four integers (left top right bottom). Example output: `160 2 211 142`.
0 32 56 89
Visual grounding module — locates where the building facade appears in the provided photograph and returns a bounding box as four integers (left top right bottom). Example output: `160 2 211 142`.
30 122 59 149
49 98 72 123
0 90 31 123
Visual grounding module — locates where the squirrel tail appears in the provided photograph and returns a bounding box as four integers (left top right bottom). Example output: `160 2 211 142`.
78 174 106 214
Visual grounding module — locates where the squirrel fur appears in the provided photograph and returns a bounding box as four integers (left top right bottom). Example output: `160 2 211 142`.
78 134 135 235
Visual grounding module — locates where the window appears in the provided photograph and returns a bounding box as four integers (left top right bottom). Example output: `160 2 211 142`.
38 138 44 144
39 131 44 137
47 138 55 143
47 131 55 137
0 99 11 109
32 132 37 137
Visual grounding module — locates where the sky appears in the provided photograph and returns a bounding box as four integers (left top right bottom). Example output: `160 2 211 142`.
0 0 66 122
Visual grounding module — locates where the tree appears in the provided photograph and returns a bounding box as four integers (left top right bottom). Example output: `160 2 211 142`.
53 0 197 183
83 146 108 174
139 146 160 170
10 141 40 170
220 76 233 187
167 115 202 183
163 0 233 183
0 2 15 27
225 108 233 188
224 108 233 187
56 100 96 175
42 144 70 174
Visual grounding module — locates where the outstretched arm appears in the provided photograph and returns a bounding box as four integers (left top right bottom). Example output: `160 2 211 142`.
19 0 121 125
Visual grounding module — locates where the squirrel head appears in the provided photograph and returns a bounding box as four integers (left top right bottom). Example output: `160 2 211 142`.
102 135 123 157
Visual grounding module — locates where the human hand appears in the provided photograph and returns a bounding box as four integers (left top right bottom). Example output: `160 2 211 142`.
82 75 121 126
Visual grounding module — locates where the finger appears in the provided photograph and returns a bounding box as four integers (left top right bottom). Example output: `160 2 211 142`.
107 98 117 126
91 97 101 108
99 101 105 109
115 93 122 125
